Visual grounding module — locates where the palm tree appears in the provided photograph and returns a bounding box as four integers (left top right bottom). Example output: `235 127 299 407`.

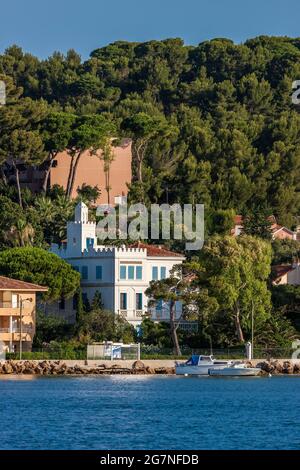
4 219 35 247
35 196 55 222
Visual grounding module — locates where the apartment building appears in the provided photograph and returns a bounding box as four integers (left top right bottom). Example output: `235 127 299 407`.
0 276 48 353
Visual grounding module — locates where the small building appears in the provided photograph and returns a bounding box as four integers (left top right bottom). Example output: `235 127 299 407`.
50 202 185 327
272 263 300 286
0 276 48 353
87 342 140 360
6 139 132 206
231 215 297 240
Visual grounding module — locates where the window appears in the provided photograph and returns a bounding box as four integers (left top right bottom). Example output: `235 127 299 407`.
86 237 94 249
12 294 18 308
136 293 143 310
120 265 143 280
136 266 143 280
120 265 126 280
96 266 102 280
73 266 79 272
59 298 65 310
82 266 88 280
156 299 163 311
160 267 167 279
152 266 158 280
73 238 76 245
128 266 135 280
82 293 89 307
120 293 127 310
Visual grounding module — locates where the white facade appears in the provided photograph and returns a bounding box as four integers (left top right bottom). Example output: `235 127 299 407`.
50 202 185 327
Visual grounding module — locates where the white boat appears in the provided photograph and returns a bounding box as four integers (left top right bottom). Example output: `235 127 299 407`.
208 362 261 377
175 355 232 376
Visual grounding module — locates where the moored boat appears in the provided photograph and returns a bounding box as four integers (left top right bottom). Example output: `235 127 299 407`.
208 362 261 377
175 355 232 376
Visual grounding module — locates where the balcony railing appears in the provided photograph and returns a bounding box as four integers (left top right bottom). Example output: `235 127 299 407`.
118 309 146 319
0 326 34 334
149 307 182 321
0 301 19 308
0 301 32 309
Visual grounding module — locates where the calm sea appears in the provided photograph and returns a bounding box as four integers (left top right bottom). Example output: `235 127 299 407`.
0 375 299 450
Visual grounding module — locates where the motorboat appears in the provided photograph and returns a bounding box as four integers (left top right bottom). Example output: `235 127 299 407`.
175 355 232 376
208 362 261 377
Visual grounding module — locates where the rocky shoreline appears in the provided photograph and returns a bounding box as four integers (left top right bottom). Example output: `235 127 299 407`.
0 360 175 376
252 360 300 375
1 359 300 376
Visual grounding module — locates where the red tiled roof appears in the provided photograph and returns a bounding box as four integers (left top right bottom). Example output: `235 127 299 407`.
130 242 184 258
271 224 294 235
271 265 294 280
234 215 278 227
234 215 243 225
0 276 48 292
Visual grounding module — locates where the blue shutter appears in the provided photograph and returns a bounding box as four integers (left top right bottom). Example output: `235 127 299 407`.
136 293 143 310
96 266 102 280
160 267 167 279
120 293 127 310
152 266 158 280
120 266 126 279
82 266 88 280
136 266 143 280
128 266 134 280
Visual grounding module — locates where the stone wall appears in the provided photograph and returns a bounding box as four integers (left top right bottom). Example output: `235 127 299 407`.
1 359 300 375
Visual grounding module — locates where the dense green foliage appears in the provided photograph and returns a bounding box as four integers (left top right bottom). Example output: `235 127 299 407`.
2 37 300 224
0 247 80 300
1 36 300 349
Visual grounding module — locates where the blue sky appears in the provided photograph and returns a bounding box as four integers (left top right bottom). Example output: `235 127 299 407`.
0 0 299 59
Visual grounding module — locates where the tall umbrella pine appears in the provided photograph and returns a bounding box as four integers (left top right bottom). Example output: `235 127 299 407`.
145 266 191 356
0 98 48 208
41 112 76 192
0 75 23 187
196 236 272 345
66 115 117 198
121 113 178 202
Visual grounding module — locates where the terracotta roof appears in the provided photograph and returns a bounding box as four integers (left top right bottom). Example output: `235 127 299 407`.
271 224 294 235
234 215 243 225
271 265 294 280
130 242 184 258
233 215 296 237
0 276 48 292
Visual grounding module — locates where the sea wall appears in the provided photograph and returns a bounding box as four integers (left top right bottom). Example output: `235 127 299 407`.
1 359 300 375
0 360 175 375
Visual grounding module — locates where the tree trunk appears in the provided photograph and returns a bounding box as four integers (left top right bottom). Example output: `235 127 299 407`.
105 169 111 204
170 300 181 356
13 161 23 208
68 152 83 197
0 165 7 185
133 140 146 184
137 157 143 183
66 154 75 196
234 302 244 343
41 152 56 192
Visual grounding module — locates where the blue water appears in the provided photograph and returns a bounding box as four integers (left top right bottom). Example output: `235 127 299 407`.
0 375 299 450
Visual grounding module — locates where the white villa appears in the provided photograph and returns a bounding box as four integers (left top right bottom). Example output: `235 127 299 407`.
49 202 185 327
